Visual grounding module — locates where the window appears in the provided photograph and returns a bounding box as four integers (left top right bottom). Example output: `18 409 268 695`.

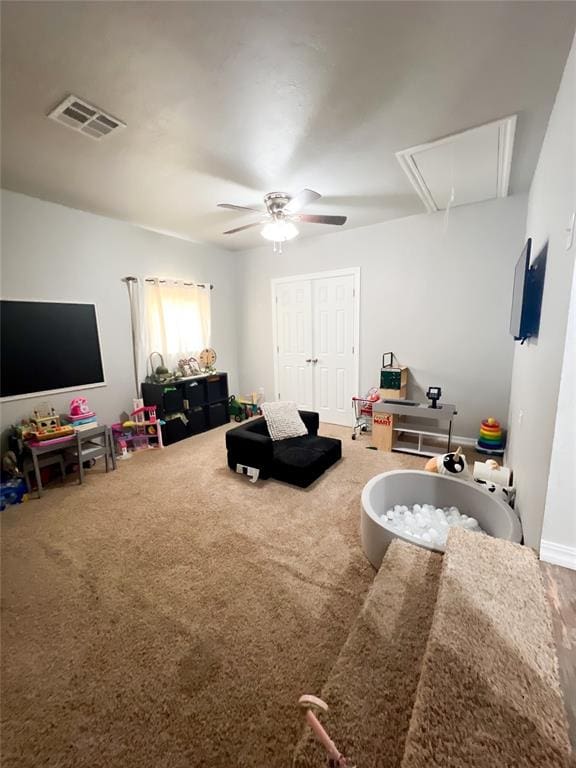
144 279 211 369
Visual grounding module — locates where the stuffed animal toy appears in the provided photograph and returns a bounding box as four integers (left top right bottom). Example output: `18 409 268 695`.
425 451 515 507
425 446 469 477
473 459 515 505
473 459 512 487
2 451 22 481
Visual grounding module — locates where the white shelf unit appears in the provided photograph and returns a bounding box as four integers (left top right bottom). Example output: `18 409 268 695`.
391 423 448 457
372 400 457 458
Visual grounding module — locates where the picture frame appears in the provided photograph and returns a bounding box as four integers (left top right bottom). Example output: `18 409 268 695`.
178 357 201 377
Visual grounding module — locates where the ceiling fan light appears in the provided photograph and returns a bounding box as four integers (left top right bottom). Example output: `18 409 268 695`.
261 220 299 242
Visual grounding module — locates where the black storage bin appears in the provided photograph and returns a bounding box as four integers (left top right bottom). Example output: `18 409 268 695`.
206 374 228 403
208 402 228 428
141 383 184 418
142 371 229 446
184 379 206 408
161 417 188 445
187 406 207 435
162 386 184 413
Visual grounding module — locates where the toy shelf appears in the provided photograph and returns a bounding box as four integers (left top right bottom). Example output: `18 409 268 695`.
372 399 457 457
141 372 229 446
392 437 448 458
393 424 450 438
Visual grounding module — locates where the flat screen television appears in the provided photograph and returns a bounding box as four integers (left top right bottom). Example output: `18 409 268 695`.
0 300 105 400
510 239 547 344
510 239 532 341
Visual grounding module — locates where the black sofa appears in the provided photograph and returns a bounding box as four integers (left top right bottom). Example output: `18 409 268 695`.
226 410 342 488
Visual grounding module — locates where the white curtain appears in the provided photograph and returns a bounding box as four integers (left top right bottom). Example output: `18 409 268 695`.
144 279 211 372
125 277 148 394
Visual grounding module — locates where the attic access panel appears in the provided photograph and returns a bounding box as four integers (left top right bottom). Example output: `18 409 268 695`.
396 116 517 212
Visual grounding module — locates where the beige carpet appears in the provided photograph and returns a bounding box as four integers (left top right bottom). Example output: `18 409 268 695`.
1 423 423 768
293 540 443 768
401 528 573 768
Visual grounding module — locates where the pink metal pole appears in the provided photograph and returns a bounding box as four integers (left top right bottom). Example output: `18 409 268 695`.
298 695 354 768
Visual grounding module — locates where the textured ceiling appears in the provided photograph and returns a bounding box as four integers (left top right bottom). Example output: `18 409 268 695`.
1 1 575 250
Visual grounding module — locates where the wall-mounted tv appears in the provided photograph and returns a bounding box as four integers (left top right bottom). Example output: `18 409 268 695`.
510 239 547 343
0 300 105 401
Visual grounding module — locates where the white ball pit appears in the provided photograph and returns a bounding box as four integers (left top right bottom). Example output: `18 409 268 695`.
361 470 522 568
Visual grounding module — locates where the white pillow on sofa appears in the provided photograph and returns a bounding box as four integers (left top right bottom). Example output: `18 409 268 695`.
261 401 308 441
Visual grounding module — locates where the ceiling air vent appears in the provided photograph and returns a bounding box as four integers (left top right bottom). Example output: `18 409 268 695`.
396 115 517 212
47 95 126 140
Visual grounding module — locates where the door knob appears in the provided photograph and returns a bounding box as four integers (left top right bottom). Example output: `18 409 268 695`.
312 358 319 364
305 358 312 363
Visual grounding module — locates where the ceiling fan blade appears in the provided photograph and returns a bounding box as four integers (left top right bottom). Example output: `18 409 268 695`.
283 188 321 215
296 214 347 226
222 222 262 235
217 203 262 213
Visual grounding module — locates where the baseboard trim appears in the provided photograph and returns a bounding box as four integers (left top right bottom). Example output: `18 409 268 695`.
540 540 576 571
453 435 477 447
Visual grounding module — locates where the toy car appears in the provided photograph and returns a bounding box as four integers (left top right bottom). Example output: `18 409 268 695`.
229 396 248 422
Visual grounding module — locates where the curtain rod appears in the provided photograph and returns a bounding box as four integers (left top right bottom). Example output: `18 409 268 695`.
123 276 213 289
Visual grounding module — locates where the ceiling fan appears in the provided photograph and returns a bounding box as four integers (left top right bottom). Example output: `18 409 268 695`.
217 189 347 252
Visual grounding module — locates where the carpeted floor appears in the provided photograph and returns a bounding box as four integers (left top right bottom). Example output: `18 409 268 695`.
1 423 424 768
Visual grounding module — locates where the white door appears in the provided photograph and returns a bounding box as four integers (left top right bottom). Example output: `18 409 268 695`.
312 274 356 426
273 271 357 426
275 279 314 411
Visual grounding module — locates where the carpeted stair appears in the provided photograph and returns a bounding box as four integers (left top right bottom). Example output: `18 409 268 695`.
294 529 573 768
401 528 573 768
293 540 443 768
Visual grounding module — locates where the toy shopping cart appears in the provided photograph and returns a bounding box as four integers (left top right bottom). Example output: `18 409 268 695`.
352 388 379 440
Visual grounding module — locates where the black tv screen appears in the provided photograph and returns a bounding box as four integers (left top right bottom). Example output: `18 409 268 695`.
1 300 105 399
510 239 531 341
526 242 547 340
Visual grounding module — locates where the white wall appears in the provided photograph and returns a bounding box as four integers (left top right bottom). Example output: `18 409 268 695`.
506 33 576 552
541 265 576 568
0 190 240 434
238 195 527 438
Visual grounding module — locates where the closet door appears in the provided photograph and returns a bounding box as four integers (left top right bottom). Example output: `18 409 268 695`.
312 274 356 426
275 280 314 410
